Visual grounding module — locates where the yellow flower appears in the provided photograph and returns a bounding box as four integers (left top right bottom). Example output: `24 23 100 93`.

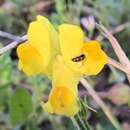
59 24 107 75
42 55 80 117
17 15 59 76
17 16 108 117
17 43 45 76
43 86 79 117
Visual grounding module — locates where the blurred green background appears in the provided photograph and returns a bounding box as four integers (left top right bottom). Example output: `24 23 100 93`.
0 0 130 130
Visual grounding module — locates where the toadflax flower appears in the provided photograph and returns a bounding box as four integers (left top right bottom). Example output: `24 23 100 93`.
42 55 80 117
59 24 108 76
17 15 108 117
17 15 59 77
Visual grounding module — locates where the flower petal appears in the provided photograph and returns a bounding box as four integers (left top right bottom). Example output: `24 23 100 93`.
17 42 45 76
80 40 108 75
59 24 84 60
52 55 80 93
17 15 59 77
27 16 51 67
43 86 79 117
59 24 107 76
28 15 59 68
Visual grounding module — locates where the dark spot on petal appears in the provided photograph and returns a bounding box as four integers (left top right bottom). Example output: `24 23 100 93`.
72 54 85 62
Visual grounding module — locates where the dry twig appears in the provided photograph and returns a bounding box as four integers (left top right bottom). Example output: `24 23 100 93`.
0 35 27 55
96 23 130 83
0 30 20 40
96 22 130 41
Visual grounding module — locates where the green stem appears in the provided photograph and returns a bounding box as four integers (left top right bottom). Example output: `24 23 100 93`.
71 117 80 130
77 114 91 130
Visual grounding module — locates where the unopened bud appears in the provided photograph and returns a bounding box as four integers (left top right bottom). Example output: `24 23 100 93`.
81 16 95 31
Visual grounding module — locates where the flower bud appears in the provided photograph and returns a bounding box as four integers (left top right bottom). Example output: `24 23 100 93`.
81 16 95 31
